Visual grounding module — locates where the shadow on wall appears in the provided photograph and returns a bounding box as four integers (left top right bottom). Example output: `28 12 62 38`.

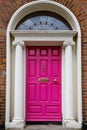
82 122 87 130
0 124 5 130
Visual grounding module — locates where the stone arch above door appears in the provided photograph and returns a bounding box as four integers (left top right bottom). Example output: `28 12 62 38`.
6 0 82 129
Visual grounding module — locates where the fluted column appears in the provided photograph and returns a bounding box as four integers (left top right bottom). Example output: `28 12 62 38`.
12 41 25 123
63 41 75 120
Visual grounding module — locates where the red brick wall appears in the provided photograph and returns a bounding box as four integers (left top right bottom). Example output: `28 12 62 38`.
0 0 87 126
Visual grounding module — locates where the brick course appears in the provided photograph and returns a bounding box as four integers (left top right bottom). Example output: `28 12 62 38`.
0 0 87 126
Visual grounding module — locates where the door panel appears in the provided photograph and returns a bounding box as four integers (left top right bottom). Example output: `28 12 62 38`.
26 46 62 121
28 60 36 76
40 60 48 76
40 84 48 101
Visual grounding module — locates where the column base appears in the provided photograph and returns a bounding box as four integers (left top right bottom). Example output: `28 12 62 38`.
5 120 25 129
63 119 81 128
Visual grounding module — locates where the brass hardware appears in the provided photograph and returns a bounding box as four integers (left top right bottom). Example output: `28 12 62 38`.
54 79 57 83
38 78 49 82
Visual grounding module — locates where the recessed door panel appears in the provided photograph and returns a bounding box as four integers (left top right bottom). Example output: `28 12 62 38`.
40 60 48 76
51 60 59 77
51 84 60 101
40 84 48 101
28 60 36 77
26 46 62 121
27 84 36 101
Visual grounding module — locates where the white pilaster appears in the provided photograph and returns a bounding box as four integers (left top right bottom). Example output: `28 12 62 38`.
64 41 75 120
63 41 78 127
11 41 25 128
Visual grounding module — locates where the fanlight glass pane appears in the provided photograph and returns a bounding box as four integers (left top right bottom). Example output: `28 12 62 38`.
16 11 72 30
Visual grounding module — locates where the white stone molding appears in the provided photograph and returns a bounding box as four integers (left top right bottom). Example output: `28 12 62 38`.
11 40 25 128
11 30 77 42
64 41 74 120
63 41 81 128
12 41 25 47
63 41 75 47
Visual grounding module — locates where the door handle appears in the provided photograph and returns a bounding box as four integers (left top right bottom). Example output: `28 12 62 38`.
54 79 57 83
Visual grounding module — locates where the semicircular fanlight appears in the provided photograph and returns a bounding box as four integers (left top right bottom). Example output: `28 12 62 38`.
16 11 72 30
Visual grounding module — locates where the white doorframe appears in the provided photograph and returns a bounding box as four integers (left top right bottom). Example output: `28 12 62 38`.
6 0 82 129
6 30 81 129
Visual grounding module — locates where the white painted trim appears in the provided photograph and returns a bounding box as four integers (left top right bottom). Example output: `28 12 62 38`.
77 37 82 124
62 47 65 122
24 48 26 122
11 30 77 42
6 0 82 129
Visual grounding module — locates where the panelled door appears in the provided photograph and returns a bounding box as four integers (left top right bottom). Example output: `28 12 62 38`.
26 46 62 121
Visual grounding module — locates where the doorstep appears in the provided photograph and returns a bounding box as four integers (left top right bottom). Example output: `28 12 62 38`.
6 124 81 130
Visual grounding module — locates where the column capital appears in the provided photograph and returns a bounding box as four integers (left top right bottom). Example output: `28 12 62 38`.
12 41 25 47
63 41 75 47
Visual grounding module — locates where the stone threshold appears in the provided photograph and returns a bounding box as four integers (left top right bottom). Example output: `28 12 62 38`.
6 124 81 130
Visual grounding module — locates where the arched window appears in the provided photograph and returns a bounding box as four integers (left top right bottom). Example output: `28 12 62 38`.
16 11 72 30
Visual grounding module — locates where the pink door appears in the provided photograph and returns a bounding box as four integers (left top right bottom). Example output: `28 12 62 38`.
26 46 62 121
